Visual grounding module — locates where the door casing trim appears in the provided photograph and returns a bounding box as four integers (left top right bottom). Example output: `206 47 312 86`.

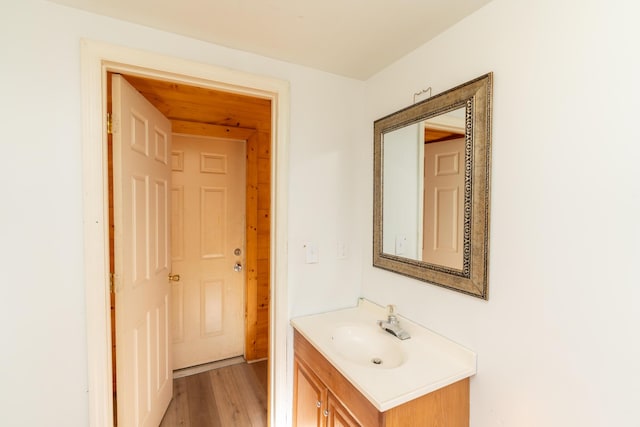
80 39 290 426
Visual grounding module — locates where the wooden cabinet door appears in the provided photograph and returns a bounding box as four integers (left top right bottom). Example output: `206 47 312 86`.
294 358 326 427
327 392 360 427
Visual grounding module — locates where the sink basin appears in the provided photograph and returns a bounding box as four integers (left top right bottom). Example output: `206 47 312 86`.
330 325 406 369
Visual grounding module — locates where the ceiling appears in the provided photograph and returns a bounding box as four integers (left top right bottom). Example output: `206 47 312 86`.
120 73 272 132
50 0 492 80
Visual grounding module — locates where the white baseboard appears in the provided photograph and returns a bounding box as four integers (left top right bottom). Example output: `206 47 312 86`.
172 356 246 379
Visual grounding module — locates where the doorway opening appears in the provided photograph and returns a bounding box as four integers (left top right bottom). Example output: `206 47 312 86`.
106 72 272 423
81 40 290 427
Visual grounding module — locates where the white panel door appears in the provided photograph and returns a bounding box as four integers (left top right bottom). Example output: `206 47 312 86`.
112 75 173 427
171 134 246 370
423 138 465 270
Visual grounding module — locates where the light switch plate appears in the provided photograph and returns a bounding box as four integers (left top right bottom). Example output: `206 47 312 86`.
304 243 319 263
336 240 348 259
395 235 407 255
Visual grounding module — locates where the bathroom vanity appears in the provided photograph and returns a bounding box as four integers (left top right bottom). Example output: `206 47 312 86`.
291 300 476 426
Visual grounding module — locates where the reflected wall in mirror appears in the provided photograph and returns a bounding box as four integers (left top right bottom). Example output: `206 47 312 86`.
373 73 492 299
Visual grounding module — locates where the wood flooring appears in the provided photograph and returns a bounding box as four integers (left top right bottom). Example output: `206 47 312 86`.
159 360 268 427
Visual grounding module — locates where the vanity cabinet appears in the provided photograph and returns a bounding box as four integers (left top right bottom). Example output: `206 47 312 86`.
293 330 469 427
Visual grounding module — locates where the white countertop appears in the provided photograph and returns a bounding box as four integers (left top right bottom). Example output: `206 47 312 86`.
290 299 477 412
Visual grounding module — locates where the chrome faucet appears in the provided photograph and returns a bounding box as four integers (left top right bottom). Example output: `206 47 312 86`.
377 305 410 340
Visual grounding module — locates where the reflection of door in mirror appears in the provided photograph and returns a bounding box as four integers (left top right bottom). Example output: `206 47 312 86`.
423 138 464 268
422 109 465 270
381 107 466 266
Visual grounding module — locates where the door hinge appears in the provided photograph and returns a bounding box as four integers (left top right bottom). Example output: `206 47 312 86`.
106 112 113 135
109 272 115 293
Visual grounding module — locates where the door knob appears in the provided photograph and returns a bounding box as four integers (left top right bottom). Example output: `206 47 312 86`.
168 273 181 282
233 263 243 272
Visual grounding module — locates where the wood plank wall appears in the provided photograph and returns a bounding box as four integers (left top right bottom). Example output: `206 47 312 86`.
254 130 271 360
106 73 118 421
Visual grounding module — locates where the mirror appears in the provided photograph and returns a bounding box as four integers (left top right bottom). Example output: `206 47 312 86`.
373 73 492 299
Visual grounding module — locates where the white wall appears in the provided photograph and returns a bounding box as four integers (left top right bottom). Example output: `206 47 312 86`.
382 123 422 258
362 0 640 426
0 1 363 425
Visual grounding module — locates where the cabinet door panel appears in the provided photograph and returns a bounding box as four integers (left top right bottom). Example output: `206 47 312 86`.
294 359 326 427
328 392 360 427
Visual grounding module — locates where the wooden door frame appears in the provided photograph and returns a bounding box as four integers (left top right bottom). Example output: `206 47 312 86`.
80 40 290 427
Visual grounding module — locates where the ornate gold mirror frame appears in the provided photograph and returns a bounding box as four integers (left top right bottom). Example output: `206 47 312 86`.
373 73 492 299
